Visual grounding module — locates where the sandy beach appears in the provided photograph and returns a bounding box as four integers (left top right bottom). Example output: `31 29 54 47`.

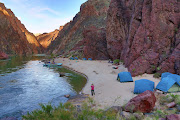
55 58 161 108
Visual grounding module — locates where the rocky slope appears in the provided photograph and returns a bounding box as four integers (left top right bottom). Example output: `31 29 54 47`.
0 3 43 55
106 0 180 76
37 29 59 48
48 0 110 59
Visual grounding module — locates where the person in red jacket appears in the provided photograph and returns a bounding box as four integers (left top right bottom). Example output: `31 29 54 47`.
91 84 95 96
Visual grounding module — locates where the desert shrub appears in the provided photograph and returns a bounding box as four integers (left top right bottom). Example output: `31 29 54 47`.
153 109 167 118
174 28 178 33
153 73 161 78
156 67 161 71
132 68 136 72
113 59 120 64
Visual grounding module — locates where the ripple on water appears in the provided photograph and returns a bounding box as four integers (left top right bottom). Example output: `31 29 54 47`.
0 60 77 119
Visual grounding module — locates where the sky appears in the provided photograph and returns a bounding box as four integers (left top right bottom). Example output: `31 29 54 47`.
0 0 87 33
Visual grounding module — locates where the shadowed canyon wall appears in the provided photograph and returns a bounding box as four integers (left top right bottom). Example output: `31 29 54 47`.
106 0 180 76
47 0 110 59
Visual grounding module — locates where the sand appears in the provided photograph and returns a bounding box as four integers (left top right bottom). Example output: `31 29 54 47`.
55 58 161 108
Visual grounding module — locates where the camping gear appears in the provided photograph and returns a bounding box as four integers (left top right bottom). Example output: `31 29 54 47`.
134 79 155 94
156 77 180 93
117 72 133 82
161 72 172 79
88 58 92 61
74 57 78 60
113 67 118 69
43 63 62 68
70 57 74 60
56 63 62 66
167 74 180 86
82 58 87 60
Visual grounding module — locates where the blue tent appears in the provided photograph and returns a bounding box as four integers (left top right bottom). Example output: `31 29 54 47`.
88 58 92 61
82 58 87 60
166 74 180 86
69 57 74 60
74 57 78 60
156 77 180 93
161 72 172 79
134 79 155 94
117 72 133 82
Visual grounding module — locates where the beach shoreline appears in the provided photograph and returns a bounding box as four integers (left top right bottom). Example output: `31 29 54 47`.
55 58 161 108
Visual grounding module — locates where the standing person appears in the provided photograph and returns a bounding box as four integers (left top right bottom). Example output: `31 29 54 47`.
91 84 95 96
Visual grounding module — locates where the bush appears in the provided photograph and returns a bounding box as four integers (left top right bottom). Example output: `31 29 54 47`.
113 59 120 64
153 73 161 78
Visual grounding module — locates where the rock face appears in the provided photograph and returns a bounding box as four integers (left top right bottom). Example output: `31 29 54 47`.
83 26 109 60
37 29 59 48
0 3 43 55
0 51 8 59
48 0 110 59
106 0 180 76
71 26 109 60
124 90 156 113
166 114 180 120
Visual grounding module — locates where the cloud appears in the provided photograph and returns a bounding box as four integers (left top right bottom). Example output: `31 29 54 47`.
1 0 83 33
29 7 61 17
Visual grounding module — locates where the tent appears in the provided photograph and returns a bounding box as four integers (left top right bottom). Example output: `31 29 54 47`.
134 79 155 94
167 74 180 86
156 77 180 93
88 58 92 61
117 72 133 82
69 57 74 60
74 57 78 60
161 72 172 79
82 58 87 60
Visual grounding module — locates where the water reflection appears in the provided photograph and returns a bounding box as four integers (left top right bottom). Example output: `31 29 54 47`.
0 56 86 119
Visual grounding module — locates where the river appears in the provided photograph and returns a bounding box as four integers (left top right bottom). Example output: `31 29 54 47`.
0 55 86 119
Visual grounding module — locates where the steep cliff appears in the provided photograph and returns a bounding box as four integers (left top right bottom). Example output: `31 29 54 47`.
0 3 43 55
106 0 180 76
48 0 110 59
37 29 59 48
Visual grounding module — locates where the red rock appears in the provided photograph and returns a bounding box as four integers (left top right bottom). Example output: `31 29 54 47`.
37 29 59 48
47 0 111 57
124 90 156 113
166 114 180 120
167 102 176 108
0 51 8 60
106 0 180 76
0 3 43 55
82 26 109 60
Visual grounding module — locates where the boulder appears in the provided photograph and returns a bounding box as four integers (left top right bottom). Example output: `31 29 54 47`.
166 114 180 120
167 102 176 108
64 94 70 98
59 72 66 77
0 51 8 60
124 90 156 113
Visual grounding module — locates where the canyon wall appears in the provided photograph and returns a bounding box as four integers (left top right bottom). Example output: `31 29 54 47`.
106 0 180 76
37 29 59 48
0 3 43 55
48 0 110 59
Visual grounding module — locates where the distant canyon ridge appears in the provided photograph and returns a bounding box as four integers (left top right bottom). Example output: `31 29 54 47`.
0 0 179 76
